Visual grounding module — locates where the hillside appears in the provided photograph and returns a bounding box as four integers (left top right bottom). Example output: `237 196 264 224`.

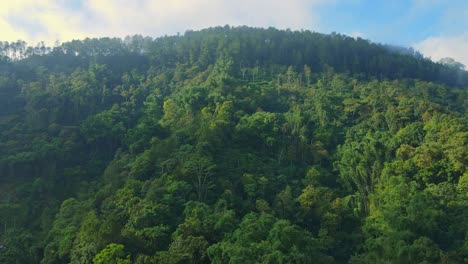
0 26 467 263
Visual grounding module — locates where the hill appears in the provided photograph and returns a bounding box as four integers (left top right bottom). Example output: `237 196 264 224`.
0 26 467 263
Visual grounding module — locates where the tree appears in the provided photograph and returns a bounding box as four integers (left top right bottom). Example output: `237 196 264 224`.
93 244 131 264
183 156 216 201
438 57 465 71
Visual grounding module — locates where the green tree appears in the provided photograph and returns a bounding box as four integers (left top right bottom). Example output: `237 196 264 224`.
93 244 131 264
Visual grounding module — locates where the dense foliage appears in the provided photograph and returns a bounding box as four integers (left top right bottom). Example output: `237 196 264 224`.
0 26 467 263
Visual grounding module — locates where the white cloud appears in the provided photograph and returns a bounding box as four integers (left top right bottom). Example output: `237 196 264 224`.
0 0 325 45
83 0 323 36
0 0 90 44
414 33 468 68
348 31 365 39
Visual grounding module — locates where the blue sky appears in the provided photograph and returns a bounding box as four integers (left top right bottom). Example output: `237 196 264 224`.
0 0 467 66
317 0 466 44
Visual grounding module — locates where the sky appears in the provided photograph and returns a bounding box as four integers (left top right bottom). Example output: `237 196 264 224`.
0 0 467 67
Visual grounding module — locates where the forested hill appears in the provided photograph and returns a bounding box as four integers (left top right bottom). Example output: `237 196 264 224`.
2 26 468 87
0 26 467 263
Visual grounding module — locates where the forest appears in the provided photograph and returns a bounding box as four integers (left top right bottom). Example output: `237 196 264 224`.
0 26 467 263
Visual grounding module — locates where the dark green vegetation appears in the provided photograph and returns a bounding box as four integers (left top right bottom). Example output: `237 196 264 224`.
0 26 467 263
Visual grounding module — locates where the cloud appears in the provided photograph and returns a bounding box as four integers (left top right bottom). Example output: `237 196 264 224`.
83 0 326 37
348 31 365 39
0 0 325 45
0 0 90 43
410 0 468 68
414 33 468 68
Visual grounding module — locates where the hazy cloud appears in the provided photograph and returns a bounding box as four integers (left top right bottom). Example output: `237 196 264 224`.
415 33 468 68
0 0 91 43
348 31 366 39
409 0 468 68
0 0 324 44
